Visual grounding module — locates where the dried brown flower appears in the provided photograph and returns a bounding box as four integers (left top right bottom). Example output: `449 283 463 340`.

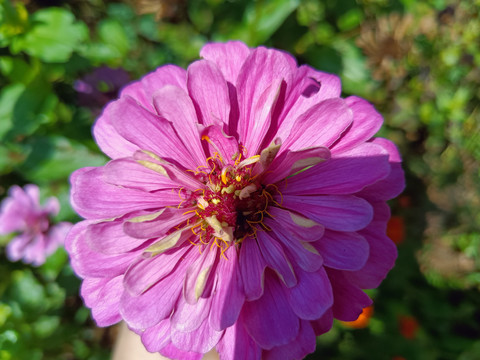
356 13 414 82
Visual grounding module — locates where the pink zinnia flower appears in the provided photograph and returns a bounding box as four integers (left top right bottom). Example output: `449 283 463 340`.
67 41 405 359
0 184 72 266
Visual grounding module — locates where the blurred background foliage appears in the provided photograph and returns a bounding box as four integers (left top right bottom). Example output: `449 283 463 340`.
0 0 479 359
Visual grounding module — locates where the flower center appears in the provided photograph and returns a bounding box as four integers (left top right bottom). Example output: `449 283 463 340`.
187 152 279 251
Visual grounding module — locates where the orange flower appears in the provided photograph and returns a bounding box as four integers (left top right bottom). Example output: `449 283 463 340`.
398 315 419 339
341 305 374 329
387 215 405 245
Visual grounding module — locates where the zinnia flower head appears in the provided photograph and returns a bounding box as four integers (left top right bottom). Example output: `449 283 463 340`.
0 184 72 266
67 41 405 359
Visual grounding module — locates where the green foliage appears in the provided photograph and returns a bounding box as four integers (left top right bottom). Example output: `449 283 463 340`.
10 7 89 62
0 0 479 359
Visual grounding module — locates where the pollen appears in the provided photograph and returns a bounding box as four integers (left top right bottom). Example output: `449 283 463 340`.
181 146 280 250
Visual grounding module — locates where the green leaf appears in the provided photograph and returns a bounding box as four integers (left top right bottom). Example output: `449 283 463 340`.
0 83 24 139
32 316 60 338
18 136 107 183
0 0 28 46
227 0 300 45
11 7 88 63
9 270 46 311
0 80 58 141
337 8 363 32
0 56 40 84
98 19 130 56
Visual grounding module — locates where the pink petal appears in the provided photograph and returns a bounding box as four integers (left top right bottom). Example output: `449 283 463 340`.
358 138 405 201
85 217 146 255
141 319 171 353
183 246 218 304
170 316 223 354
285 266 333 321
200 41 251 84
200 125 240 165
132 150 205 190
123 207 192 239
281 98 353 151
273 65 342 142
266 219 323 272
282 194 373 232
93 102 139 159
123 245 191 296
120 270 184 329
263 320 316 360
187 60 231 127
216 321 261 360
310 308 333 336
120 64 187 112
239 236 267 301
209 246 245 331
80 276 123 326
67 221 138 278
265 207 324 243
236 47 296 152
331 96 384 153
109 96 199 170
171 293 213 333
243 270 300 349
70 167 179 220
243 77 283 156
256 231 297 288
327 269 373 321
153 85 206 167
282 142 390 195
103 158 177 192
262 145 331 184
0 186 36 233
346 202 397 288
160 343 203 360
313 230 369 271
6 233 34 263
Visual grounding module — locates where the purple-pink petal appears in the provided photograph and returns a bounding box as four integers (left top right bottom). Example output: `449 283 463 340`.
200 41 251 84
282 142 390 195
331 96 384 153
285 266 333 321
328 269 373 321
239 236 267 301
216 321 261 360
281 98 353 151
81 276 123 326
209 246 245 331
243 271 300 349
120 64 187 113
187 60 231 127
152 85 206 166
313 230 370 271
70 167 179 219
263 320 316 360
282 194 374 232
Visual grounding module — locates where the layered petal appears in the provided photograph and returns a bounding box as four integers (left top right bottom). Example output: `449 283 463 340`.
282 142 390 195
200 41 251 84
187 60 231 127
70 167 179 219
282 194 373 232
243 270 300 349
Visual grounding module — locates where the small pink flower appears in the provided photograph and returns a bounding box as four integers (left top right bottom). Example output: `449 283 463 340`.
67 41 404 359
0 184 71 266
